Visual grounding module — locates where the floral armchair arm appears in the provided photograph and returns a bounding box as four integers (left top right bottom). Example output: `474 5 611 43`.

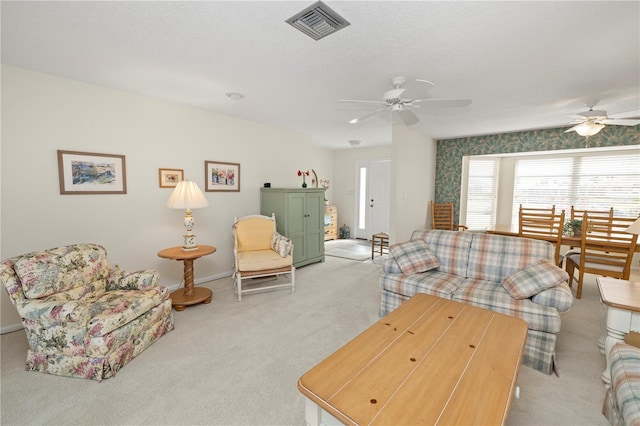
16 299 90 323
106 268 159 291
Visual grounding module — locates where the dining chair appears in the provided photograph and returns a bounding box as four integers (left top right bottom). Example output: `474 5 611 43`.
565 213 639 299
430 201 467 231
568 206 614 246
519 206 565 267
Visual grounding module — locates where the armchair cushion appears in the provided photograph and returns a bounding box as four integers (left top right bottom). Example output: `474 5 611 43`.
235 217 274 252
14 244 109 299
271 232 293 258
237 250 292 272
502 259 569 299
389 240 440 274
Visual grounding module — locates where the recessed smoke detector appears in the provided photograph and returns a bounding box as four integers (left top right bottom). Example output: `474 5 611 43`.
226 92 245 100
349 140 361 147
286 1 350 41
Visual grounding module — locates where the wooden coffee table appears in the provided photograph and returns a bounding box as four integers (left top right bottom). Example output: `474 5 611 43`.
298 293 528 425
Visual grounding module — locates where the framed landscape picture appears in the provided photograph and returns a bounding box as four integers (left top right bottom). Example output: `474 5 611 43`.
57 150 127 195
159 168 184 188
205 160 240 192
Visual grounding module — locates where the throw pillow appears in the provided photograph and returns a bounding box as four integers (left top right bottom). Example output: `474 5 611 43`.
502 259 569 299
389 240 440 274
271 232 292 258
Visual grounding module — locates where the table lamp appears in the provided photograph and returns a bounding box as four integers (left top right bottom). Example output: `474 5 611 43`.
625 217 640 235
166 180 209 251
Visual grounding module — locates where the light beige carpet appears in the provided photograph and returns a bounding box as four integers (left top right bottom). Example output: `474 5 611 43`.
1 254 625 425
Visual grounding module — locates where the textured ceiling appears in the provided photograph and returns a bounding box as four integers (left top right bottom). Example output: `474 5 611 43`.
2 1 639 150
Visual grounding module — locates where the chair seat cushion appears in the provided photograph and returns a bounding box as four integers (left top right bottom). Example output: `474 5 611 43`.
237 250 292 272
87 287 170 337
566 252 626 273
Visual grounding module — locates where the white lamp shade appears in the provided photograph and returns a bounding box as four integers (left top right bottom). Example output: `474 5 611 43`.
574 122 604 137
166 180 209 210
625 217 640 235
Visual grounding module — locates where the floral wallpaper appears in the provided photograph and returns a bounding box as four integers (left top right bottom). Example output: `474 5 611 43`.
435 125 640 224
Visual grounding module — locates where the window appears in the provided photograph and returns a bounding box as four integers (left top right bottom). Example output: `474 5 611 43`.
465 157 500 229
512 151 640 224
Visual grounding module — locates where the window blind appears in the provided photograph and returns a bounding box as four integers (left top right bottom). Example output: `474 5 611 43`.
465 158 499 230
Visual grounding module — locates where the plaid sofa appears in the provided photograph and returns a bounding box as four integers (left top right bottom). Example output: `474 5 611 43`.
1 243 175 381
603 342 640 426
380 230 573 375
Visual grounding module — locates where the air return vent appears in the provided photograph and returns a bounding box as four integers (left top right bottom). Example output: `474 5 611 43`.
286 1 350 41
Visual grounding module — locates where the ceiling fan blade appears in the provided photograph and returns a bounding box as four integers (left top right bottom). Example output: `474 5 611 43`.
608 110 640 119
397 109 419 126
412 98 472 108
416 79 435 90
337 99 387 105
565 124 581 133
349 108 389 124
383 88 405 100
602 118 640 126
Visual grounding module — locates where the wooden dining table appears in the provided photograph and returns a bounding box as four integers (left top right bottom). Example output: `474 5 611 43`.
486 224 640 252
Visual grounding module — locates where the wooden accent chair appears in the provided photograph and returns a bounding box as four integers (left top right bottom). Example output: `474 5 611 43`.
565 213 639 299
430 201 467 231
519 205 566 267
233 214 295 301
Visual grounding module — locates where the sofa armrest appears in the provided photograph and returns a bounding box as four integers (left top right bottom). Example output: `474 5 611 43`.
530 282 573 312
107 269 159 291
382 257 402 274
17 299 89 323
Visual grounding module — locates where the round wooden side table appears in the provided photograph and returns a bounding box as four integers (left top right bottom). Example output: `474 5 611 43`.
157 244 216 311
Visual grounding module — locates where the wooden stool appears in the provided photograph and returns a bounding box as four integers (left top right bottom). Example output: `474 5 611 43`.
371 232 389 259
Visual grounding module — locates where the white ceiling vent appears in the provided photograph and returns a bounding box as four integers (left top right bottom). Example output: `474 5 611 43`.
286 1 350 41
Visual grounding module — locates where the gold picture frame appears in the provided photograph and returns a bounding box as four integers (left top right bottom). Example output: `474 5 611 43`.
159 168 184 188
57 150 127 195
205 160 240 192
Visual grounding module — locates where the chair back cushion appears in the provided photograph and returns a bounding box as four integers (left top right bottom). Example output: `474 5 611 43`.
235 216 276 252
13 244 109 299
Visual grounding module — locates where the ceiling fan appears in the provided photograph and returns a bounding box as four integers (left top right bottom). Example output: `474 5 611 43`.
337 76 472 126
565 101 640 137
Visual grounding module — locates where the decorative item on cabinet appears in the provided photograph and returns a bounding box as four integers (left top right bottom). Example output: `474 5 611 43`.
324 205 338 241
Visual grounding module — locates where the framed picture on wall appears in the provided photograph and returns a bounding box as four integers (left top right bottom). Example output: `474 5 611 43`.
205 160 240 192
57 150 127 194
158 168 184 188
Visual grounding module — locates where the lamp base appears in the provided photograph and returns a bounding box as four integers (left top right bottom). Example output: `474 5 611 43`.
181 246 199 252
182 233 198 251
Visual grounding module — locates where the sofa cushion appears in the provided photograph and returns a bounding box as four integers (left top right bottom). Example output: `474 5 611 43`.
237 250 292 272
389 240 440 274
410 230 473 276
467 234 553 283
502 259 569 299
14 244 109 299
379 270 462 300
453 278 561 333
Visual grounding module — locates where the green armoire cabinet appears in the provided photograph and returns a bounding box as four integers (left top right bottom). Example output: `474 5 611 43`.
260 188 325 267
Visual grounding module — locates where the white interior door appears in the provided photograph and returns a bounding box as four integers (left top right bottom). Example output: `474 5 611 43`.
355 159 391 239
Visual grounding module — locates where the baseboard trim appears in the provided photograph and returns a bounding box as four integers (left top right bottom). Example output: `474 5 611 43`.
1 323 24 335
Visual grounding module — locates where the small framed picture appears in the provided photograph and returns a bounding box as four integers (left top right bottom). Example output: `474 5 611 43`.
159 168 184 188
57 150 127 195
205 160 240 192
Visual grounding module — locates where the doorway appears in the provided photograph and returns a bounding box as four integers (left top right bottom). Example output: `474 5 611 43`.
355 159 391 240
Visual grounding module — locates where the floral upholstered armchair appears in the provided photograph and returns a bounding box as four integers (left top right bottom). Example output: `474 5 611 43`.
1 243 174 381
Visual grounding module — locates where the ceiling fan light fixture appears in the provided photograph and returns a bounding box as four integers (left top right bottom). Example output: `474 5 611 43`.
574 122 604 137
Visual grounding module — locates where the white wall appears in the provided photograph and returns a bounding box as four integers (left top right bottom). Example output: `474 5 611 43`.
1 66 332 331
391 125 436 243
